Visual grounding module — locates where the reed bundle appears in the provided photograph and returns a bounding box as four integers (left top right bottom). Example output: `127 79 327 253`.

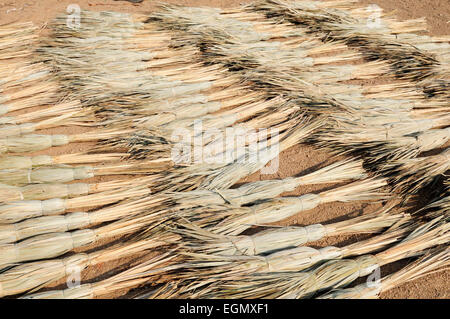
180 178 388 236
108 96 286 161
384 148 450 195
0 191 166 244
319 247 450 299
0 166 95 186
249 0 439 81
178 209 408 256
0 175 155 203
317 122 450 166
170 159 366 207
21 252 179 299
0 186 150 224
150 116 321 193
0 153 125 170
177 218 448 298
0 129 131 154
0 234 178 297
171 219 411 291
0 210 169 269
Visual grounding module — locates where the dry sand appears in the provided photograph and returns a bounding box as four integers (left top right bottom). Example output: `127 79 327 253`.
0 0 448 299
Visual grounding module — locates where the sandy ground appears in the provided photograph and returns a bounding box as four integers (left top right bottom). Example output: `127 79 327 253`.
0 0 448 299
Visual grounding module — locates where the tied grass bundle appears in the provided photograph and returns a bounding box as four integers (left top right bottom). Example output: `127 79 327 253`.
0 211 169 269
21 253 178 299
218 218 449 299
169 219 411 293
169 158 366 207
0 186 150 224
181 178 388 236
0 166 95 186
150 115 321 193
250 0 438 81
111 96 284 161
178 209 408 256
0 129 131 154
0 176 155 203
169 217 448 299
0 192 165 244
0 234 178 297
319 247 450 299
0 153 125 170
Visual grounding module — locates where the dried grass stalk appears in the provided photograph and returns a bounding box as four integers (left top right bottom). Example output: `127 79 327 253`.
21 251 180 299
0 186 149 224
0 234 178 297
182 178 388 236
0 153 125 170
0 166 94 186
170 159 366 207
178 209 408 255
319 247 450 299
0 176 155 203
180 218 448 298
0 210 168 268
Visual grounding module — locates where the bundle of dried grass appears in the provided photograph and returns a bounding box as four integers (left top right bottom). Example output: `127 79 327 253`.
0 190 166 244
176 217 448 298
0 186 150 224
319 247 449 299
0 234 179 297
150 116 321 193
0 129 131 154
0 211 168 268
250 0 439 81
180 178 388 236
0 176 155 203
21 252 178 299
169 159 366 208
178 209 408 256
169 219 411 293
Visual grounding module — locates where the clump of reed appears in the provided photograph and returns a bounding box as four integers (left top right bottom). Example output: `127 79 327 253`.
249 0 439 81
319 247 449 299
0 234 179 297
163 217 448 298
177 208 408 256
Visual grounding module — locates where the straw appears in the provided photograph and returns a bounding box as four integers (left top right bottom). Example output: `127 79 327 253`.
179 218 448 298
0 186 150 224
169 158 366 207
180 178 388 236
0 153 125 170
0 234 179 297
0 129 131 154
21 252 179 299
0 175 156 203
0 193 165 244
177 209 408 256
319 247 450 299
0 210 169 268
